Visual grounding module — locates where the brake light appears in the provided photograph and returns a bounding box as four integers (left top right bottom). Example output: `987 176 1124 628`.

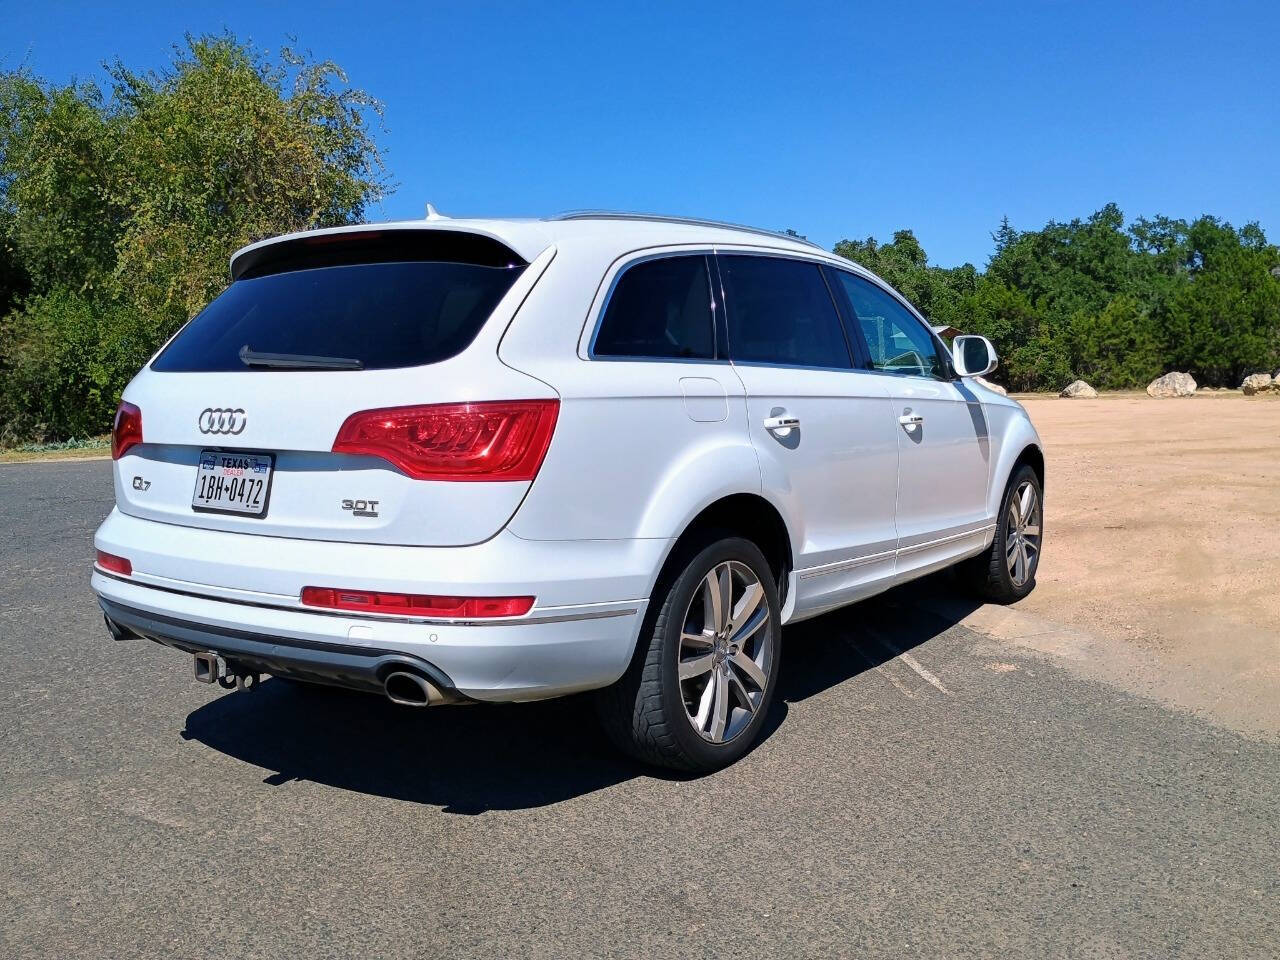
96 550 132 576
111 401 143 459
332 399 559 481
300 586 533 619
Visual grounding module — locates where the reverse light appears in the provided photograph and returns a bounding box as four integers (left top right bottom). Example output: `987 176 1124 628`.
331 399 559 481
96 550 132 576
111 401 143 459
300 586 534 619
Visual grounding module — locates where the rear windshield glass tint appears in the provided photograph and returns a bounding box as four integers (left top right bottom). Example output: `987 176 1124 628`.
152 260 525 372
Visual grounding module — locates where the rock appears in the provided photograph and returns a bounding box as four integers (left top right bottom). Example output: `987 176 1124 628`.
1060 379 1098 398
1241 373 1273 396
975 376 1007 396
1146 372 1197 398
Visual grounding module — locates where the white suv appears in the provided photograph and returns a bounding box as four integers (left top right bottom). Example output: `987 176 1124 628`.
92 213 1044 771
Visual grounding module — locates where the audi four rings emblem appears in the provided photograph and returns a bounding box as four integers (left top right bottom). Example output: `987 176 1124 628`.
198 408 247 435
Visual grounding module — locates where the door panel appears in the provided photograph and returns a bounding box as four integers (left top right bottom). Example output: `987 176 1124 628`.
826 267 992 572
883 376 992 549
714 253 900 618
734 366 899 616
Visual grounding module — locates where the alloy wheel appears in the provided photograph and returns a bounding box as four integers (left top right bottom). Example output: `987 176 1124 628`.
677 560 773 743
1006 480 1042 587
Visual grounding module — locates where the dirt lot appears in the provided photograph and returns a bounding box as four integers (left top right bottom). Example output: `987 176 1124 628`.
953 391 1280 741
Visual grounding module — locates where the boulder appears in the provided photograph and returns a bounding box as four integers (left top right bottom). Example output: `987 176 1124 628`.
1241 373 1273 396
1146 372 1197 398
1060 379 1098 398
975 376 1007 396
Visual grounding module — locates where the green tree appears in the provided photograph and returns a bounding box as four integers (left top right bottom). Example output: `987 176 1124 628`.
837 207 1280 392
1066 295 1163 389
1157 217 1280 384
0 34 388 441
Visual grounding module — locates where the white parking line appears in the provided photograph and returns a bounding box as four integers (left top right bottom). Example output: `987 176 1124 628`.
841 636 916 699
898 652 952 696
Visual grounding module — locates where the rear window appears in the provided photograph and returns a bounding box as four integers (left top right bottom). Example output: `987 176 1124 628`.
719 255 852 369
593 255 716 360
153 258 525 373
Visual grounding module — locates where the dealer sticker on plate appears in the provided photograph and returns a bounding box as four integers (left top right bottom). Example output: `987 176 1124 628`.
192 450 274 517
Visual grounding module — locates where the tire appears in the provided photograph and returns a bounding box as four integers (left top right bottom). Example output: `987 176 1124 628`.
596 536 782 772
964 464 1043 603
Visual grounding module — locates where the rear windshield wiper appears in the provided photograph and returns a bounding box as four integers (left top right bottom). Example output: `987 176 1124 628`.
238 345 364 371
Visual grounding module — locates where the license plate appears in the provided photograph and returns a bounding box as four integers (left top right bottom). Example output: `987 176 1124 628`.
192 450 274 517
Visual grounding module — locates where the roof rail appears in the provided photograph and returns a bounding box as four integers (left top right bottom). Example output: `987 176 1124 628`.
549 210 824 250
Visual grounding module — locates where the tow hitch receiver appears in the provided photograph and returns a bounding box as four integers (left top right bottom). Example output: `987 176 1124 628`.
193 651 219 683
194 652 261 691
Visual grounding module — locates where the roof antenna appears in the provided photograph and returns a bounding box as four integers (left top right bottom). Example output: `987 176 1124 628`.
424 203 449 221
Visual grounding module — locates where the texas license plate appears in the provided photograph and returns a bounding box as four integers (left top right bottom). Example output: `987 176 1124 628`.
192 450 274 517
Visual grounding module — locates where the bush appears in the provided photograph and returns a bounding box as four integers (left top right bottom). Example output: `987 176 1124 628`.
0 34 386 443
0 289 147 442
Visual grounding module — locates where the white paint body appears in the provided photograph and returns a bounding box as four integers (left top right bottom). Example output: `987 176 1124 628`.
92 215 1042 701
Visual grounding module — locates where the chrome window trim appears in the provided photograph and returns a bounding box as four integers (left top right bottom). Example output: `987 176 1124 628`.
583 245 861 368
586 250 723 363
714 250 858 371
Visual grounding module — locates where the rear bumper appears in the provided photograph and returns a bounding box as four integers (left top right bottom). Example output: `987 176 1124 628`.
94 571 648 701
100 595 462 697
91 510 665 701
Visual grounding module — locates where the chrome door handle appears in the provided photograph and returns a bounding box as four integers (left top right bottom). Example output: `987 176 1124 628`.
899 413 924 427
763 415 800 432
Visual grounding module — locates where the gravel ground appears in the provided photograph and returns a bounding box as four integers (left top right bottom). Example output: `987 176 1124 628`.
0 459 1276 959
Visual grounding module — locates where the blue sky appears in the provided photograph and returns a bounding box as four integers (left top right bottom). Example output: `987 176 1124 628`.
3 1 1277 267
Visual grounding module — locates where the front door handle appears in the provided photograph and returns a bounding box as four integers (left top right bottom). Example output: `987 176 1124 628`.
899 413 924 429
763 414 800 433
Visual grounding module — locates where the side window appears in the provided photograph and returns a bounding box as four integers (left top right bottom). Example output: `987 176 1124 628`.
719 255 851 368
832 272 945 379
593 255 715 360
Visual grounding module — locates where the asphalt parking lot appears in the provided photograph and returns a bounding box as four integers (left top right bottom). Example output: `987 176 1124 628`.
1 459 1276 959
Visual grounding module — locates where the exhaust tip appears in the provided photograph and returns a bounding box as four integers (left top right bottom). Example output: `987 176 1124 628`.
384 670 444 707
103 614 137 642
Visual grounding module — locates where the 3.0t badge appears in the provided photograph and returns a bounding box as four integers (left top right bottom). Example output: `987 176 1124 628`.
198 408 247 435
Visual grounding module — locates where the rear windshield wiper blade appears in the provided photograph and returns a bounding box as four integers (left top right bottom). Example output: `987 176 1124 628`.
238 345 364 371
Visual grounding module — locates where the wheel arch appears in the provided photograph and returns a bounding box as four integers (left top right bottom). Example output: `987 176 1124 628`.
647 492 794 611
985 404 1045 519
1012 442 1045 493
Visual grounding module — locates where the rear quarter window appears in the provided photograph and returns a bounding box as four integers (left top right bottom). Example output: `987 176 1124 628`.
592 255 716 360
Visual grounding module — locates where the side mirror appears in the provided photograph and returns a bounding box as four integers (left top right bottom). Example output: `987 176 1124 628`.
952 335 998 378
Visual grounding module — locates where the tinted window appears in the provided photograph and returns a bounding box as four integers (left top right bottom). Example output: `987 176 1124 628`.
152 260 525 372
833 272 945 379
593 255 715 360
719 255 851 368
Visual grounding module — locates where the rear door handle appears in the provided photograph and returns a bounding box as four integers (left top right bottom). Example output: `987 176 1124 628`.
763 414 800 432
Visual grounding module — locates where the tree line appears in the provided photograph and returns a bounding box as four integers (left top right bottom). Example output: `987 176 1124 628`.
836 208 1280 392
0 35 386 443
2 35 1278 443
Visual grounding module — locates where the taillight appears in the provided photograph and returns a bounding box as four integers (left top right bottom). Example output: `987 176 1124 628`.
331 399 558 481
300 586 534 619
111 401 143 460
96 550 132 576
